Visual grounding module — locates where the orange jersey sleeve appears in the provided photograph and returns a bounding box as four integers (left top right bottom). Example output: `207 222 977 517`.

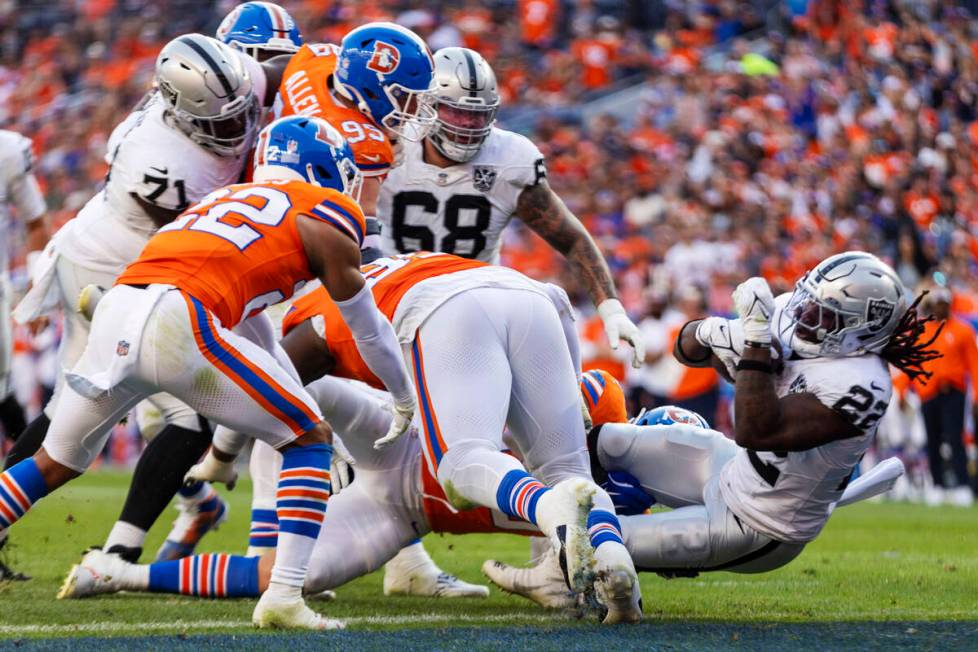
279 44 394 177
118 180 365 329
282 252 489 386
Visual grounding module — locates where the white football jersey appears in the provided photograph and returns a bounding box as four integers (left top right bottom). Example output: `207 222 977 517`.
57 50 266 274
377 127 546 263
0 130 46 275
718 300 893 543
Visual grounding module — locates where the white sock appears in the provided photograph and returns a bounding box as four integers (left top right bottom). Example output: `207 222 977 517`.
386 541 438 575
104 521 147 551
125 563 151 591
265 579 303 600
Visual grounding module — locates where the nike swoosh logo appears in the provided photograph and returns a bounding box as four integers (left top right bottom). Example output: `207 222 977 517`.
870 381 883 392
361 154 383 163
149 166 169 175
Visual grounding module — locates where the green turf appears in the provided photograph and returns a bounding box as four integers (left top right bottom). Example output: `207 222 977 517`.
0 470 975 646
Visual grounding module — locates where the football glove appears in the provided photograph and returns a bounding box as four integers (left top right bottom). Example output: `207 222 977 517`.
732 277 775 345
374 400 416 450
601 470 656 516
598 299 645 368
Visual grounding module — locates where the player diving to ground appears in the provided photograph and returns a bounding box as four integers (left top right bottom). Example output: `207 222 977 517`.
484 252 943 605
1 115 417 630
378 47 644 368
4 33 298 565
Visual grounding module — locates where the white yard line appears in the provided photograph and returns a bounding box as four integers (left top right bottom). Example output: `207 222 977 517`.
0 612 561 636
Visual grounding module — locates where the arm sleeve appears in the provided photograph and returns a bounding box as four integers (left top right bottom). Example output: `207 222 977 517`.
334 283 415 407
304 375 392 443
9 139 45 221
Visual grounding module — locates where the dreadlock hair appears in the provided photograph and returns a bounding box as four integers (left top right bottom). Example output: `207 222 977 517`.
881 291 944 383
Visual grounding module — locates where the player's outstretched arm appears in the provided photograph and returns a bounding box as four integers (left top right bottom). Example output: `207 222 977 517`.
516 180 644 366
259 54 292 107
297 215 416 446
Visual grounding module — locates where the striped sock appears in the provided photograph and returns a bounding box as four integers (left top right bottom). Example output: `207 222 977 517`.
269 443 331 587
496 469 550 526
248 507 279 550
587 509 624 549
0 459 48 531
148 553 260 597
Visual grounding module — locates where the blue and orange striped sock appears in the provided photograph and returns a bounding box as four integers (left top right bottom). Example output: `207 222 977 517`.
268 443 331 587
148 553 260 597
0 459 48 532
587 510 624 549
496 470 550 526
248 507 279 552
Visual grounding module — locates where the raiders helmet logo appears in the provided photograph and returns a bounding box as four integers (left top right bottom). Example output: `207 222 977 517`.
473 166 497 193
788 374 808 394
865 298 895 332
367 41 400 74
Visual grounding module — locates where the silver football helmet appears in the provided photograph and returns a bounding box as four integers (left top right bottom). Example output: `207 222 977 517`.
428 47 499 163
777 252 907 358
156 34 260 157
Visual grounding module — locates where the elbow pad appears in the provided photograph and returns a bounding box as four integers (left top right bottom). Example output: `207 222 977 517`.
335 284 415 406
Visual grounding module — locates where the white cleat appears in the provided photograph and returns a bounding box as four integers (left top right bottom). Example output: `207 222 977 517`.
383 566 490 598
481 546 576 609
593 541 642 624
57 548 131 599
535 478 596 593
252 589 345 630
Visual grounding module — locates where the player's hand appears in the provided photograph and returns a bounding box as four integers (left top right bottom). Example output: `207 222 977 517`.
732 277 775 345
185 449 238 490
330 445 355 495
601 470 656 516
374 400 416 450
695 316 743 379
77 284 106 322
598 298 645 368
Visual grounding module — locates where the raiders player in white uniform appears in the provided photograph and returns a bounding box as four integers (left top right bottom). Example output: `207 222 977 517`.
378 47 643 367
483 252 942 604
0 130 48 504
5 34 293 565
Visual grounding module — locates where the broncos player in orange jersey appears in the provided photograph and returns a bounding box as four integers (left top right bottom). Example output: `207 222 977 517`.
9 116 416 631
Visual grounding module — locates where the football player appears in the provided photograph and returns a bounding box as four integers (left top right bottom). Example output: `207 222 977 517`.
377 47 643 367
217 2 304 62
484 252 942 605
0 129 49 579
3 115 415 630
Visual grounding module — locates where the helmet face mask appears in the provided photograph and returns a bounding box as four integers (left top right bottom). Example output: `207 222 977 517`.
428 47 500 162
379 82 438 141
777 252 906 358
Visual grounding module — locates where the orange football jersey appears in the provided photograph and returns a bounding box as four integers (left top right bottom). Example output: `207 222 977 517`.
281 252 488 387
118 179 365 329
278 43 394 177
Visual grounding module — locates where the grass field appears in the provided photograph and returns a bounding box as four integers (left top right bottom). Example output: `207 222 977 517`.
0 470 976 650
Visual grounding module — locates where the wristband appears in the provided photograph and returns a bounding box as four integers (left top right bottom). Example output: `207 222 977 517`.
736 359 772 374
744 340 771 349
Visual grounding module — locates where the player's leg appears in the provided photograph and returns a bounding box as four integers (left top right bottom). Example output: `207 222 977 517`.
500 289 639 623
0 281 27 442
247 438 282 558
589 422 739 508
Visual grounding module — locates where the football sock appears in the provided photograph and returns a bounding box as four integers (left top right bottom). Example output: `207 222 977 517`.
0 394 27 442
248 507 279 554
116 424 211 533
148 553 259 597
496 469 550 526
386 539 437 575
587 509 625 549
3 412 49 470
0 458 47 531
268 443 331 587
104 521 148 556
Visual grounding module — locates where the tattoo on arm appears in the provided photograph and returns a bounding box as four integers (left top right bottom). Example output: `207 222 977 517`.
516 180 616 306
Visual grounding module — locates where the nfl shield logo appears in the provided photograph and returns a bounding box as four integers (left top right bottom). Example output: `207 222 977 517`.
116 340 130 357
865 298 895 332
473 166 497 193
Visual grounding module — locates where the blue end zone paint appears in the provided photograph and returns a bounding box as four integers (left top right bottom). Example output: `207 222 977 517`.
9 623 978 652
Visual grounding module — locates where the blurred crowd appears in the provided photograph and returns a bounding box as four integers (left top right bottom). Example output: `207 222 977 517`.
2 0 977 502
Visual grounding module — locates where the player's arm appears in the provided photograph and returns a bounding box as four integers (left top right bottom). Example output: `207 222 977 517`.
297 215 416 447
279 319 336 386
515 178 644 366
259 54 291 107
734 344 862 452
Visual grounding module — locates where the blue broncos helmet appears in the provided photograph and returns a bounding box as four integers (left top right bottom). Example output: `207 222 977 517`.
334 22 436 140
254 116 362 198
633 405 710 429
217 2 303 61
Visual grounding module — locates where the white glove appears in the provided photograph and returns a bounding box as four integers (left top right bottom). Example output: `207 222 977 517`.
695 316 744 379
185 449 238 490
732 277 775 345
373 399 416 450
329 444 355 495
598 299 645 368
